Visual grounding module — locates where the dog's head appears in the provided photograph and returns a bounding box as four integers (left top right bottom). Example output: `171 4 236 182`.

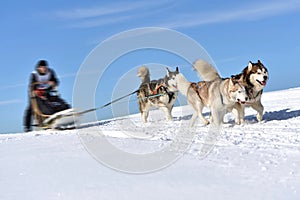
137 66 150 83
164 67 179 92
244 60 269 91
228 77 248 104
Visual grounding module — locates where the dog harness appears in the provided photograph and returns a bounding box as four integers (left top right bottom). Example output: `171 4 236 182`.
141 82 176 104
148 83 164 95
190 82 203 101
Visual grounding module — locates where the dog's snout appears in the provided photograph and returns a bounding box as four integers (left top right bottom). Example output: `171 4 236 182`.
263 75 268 80
245 97 248 101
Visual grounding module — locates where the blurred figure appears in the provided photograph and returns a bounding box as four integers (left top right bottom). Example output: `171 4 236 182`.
23 60 70 132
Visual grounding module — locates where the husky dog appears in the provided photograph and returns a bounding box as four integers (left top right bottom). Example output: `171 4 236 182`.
232 60 269 123
174 60 248 126
137 66 179 123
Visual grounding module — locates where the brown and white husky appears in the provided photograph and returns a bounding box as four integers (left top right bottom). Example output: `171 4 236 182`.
174 60 248 126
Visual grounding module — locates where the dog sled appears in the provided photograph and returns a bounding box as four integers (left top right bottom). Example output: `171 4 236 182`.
30 81 140 130
30 83 78 130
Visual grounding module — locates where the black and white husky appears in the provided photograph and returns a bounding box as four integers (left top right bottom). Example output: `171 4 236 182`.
232 60 269 123
137 66 179 123
174 60 248 126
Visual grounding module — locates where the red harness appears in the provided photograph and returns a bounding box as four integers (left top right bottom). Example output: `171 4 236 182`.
149 83 164 95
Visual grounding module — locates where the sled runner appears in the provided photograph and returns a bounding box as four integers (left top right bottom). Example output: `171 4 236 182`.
41 108 79 129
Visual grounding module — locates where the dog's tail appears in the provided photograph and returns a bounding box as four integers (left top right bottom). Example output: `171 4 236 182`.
137 66 150 84
193 59 221 81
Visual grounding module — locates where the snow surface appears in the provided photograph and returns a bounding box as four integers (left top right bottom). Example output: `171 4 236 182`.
1 87 300 200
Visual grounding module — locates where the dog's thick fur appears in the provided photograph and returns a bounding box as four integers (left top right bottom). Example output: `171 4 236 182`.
174 60 248 126
175 60 248 126
137 66 179 123
232 60 269 123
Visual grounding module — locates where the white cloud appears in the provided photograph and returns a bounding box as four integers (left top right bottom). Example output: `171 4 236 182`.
48 0 300 30
53 1 171 20
53 4 135 20
48 0 176 29
160 0 300 29
67 15 132 28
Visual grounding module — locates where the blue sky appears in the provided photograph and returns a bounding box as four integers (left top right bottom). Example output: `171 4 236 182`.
1 0 300 133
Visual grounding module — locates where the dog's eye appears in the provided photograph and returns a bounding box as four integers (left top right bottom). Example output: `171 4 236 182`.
257 72 261 75
238 91 242 93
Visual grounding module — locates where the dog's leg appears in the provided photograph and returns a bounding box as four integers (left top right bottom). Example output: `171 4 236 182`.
239 105 245 124
160 106 172 121
209 113 213 124
232 104 244 125
141 104 150 123
232 108 241 125
198 104 209 125
251 101 264 122
210 107 225 126
190 111 198 127
141 111 148 123
142 111 149 123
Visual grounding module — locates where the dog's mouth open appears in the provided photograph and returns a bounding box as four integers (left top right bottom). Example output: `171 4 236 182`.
238 100 246 104
256 79 267 86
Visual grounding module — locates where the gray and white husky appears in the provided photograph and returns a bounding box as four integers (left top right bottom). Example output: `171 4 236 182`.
174 60 248 126
137 66 179 123
232 60 269 123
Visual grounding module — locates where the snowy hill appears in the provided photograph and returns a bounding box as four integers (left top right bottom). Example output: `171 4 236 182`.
1 87 300 200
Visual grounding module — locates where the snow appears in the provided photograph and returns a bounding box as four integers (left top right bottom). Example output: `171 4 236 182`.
1 87 300 200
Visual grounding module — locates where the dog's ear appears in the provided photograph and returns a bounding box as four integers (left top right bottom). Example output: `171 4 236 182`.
229 78 235 86
257 60 261 64
247 61 253 71
166 67 171 76
176 66 179 72
231 74 241 82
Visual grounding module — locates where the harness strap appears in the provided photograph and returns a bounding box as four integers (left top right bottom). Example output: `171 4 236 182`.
190 83 199 97
138 93 165 101
142 82 177 103
148 83 164 95
189 82 204 102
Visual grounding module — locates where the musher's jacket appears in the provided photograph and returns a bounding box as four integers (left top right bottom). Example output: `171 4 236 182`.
30 68 59 90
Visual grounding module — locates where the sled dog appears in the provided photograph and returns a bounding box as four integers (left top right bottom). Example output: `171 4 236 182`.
232 60 269 123
137 66 179 123
174 60 248 126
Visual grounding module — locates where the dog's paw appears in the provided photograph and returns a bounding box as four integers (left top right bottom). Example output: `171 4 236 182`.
235 119 244 125
235 120 241 125
203 120 210 126
256 113 263 122
166 117 173 122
